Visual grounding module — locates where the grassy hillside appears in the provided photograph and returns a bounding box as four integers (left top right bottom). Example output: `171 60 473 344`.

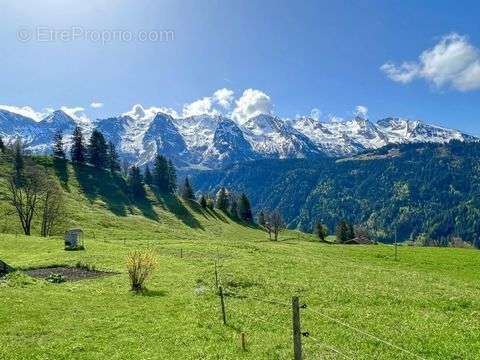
1 155 480 359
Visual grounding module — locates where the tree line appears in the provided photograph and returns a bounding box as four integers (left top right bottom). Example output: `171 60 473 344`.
190 185 254 223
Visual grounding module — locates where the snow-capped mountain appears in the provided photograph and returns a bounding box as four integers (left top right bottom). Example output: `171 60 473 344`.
142 113 189 166
289 116 476 156
202 117 257 167
0 109 77 153
243 114 323 159
375 117 475 144
0 107 476 168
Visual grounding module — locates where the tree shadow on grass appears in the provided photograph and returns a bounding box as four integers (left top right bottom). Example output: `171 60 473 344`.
229 216 262 230
139 289 167 297
205 208 230 223
53 158 70 191
153 191 204 230
73 164 129 216
132 196 159 222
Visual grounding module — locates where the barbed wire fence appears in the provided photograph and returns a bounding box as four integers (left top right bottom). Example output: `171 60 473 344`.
118 240 426 359
208 251 427 360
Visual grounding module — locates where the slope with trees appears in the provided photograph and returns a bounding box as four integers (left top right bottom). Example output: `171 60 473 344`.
192 141 480 244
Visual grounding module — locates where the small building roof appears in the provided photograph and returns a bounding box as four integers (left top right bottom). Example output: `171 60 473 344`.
344 235 374 245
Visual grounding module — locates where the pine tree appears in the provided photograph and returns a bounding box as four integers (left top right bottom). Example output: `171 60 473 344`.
216 187 229 212
70 126 86 164
238 193 253 222
52 130 65 158
144 165 153 186
0 136 6 153
107 141 120 172
167 159 177 193
154 154 170 192
257 210 266 227
88 129 108 169
13 139 24 186
181 177 195 200
200 194 207 209
127 166 145 198
315 222 329 242
347 223 355 240
336 220 349 244
207 198 214 210
229 198 239 218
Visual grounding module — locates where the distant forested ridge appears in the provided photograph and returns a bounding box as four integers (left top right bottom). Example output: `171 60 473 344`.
191 141 480 244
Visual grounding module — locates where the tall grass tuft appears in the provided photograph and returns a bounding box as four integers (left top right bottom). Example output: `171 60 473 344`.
126 250 157 292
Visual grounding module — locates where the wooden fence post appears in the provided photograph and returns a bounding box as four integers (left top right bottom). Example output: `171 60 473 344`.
292 296 303 360
214 260 219 289
394 228 398 261
240 332 246 351
219 286 226 325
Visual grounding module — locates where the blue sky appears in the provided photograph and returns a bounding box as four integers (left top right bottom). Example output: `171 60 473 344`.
1 0 480 134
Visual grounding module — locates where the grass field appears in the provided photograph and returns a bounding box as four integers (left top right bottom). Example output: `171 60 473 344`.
1 157 480 359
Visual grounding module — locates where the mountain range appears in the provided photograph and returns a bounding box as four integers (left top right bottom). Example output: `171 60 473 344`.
0 108 476 168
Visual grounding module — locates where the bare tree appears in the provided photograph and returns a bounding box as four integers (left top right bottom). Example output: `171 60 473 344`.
40 178 64 237
262 211 273 239
6 166 45 236
267 211 285 241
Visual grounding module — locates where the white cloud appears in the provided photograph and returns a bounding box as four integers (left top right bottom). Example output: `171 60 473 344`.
231 89 273 124
0 105 50 122
381 62 420 83
354 105 368 118
90 102 104 109
213 88 234 109
182 97 219 117
381 33 480 91
182 88 235 117
123 104 178 122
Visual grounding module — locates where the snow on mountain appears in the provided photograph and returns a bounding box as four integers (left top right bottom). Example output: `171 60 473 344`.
140 113 189 166
290 115 475 156
202 117 257 167
290 116 365 156
0 106 476 168
375 117 475 144
0 109 41 145
242 114 322 158
41 110 76 128
173 115 222 153
0 109 77 153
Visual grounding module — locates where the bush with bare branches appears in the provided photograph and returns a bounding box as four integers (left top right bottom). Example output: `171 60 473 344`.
126 250 157 292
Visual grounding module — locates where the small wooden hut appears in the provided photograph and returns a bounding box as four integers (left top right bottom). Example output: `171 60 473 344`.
64 228 84 250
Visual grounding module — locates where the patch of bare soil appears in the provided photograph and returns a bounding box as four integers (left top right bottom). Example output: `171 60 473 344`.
25 266 116 281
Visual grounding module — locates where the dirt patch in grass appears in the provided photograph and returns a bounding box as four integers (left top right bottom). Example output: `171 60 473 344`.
25 266 116 281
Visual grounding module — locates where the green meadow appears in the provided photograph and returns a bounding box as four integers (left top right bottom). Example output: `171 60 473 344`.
1 158 480 359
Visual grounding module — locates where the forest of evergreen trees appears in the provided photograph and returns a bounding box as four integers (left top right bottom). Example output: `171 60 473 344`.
191 141 480 246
